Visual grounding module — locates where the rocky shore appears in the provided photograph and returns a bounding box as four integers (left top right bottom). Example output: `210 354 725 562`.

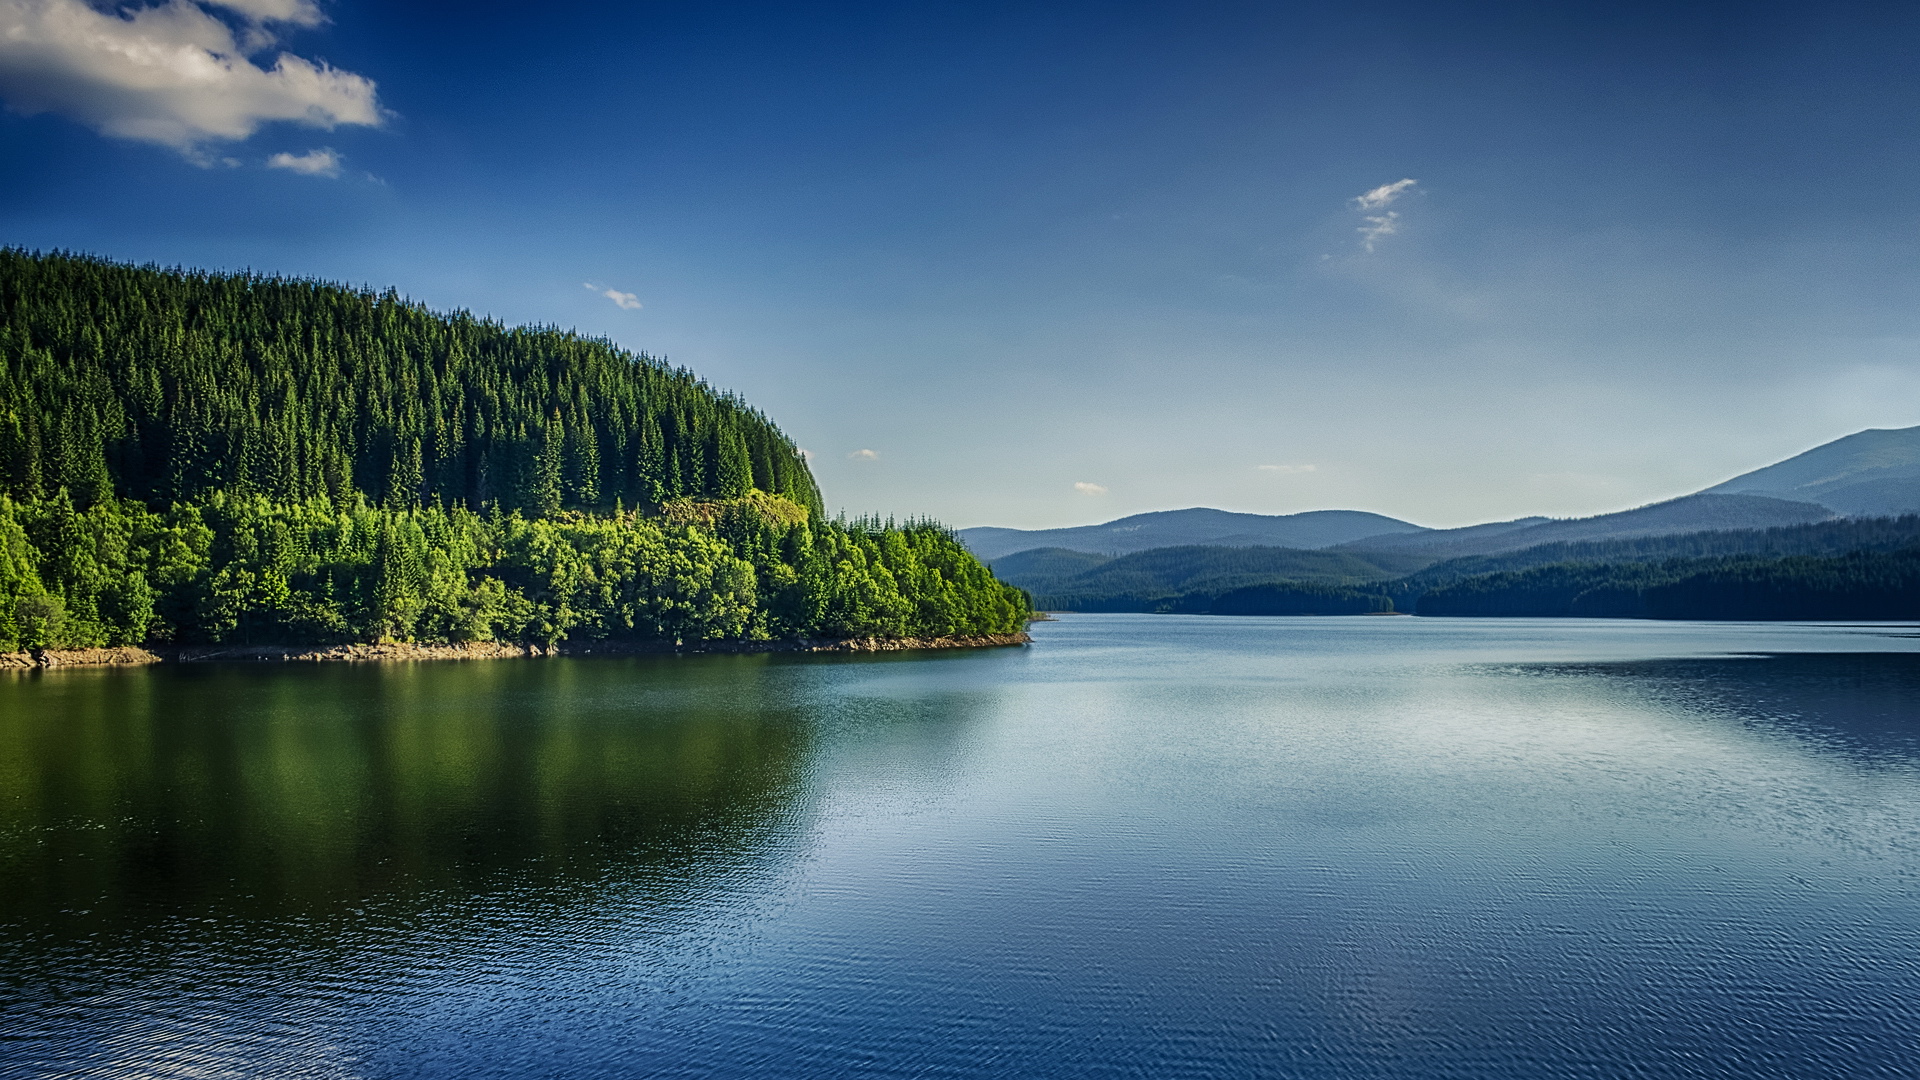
0 633 1032 670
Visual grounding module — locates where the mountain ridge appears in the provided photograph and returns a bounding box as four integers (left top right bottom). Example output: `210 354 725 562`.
1701 424 1920 516
959 508 1425 562
1337 492 1835 559
963 426 1920 563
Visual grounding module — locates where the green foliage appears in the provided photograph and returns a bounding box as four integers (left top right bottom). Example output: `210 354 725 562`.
0 249 823 517
0 493 1030 651
0 250 1027 650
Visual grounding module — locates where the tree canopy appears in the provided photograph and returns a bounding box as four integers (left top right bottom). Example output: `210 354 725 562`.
0 249 821 516
0 251 1028 651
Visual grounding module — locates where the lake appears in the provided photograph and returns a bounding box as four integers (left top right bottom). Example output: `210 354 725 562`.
4 615 1920 1079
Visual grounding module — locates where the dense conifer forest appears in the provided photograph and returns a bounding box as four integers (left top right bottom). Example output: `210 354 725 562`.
0 251 1028 651
990 543 1419 612
1413 549 1920 619
993 516 1920 620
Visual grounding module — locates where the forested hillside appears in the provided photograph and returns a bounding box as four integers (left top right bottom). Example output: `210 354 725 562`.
0 251 1027 652
1384 514 1920 608
0 249 821 516
992 544 1420 612
1416 549 1920 620
1005 516 1920 620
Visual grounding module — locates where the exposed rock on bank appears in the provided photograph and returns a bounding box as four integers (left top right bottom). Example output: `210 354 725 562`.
0 634 1031 669
0 647 166 668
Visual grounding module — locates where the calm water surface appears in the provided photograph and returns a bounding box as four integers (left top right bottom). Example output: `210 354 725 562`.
4 616 1920 1078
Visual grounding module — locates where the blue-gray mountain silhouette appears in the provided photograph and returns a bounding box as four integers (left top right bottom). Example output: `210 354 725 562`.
958 508 1425 562
1700 425 1920 516
964 426 1920 563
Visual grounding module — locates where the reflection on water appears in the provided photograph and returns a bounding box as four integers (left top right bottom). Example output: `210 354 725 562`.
0 657 816 936
1520 652 1920 765
2 618 1920 1080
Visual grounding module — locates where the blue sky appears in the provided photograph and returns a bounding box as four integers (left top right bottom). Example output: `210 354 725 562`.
5 0 1920 528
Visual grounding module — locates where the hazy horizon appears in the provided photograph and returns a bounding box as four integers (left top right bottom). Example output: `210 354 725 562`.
7 1 1920 530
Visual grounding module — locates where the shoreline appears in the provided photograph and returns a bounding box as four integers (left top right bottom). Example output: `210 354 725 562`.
0 633 1032 670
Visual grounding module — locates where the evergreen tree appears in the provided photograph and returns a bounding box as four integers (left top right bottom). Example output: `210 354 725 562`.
533 410 564 517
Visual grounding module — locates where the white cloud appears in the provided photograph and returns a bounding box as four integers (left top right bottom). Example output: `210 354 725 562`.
1073 481 1107 495
581 282 641 310
0 0 382 154
1353 178 1417 210
1257 464 1317 474
1358 211 1400 252
203 0 322 26
1349 179 1418 252
265 145 337 176
848 448 879 460
797 447 815 461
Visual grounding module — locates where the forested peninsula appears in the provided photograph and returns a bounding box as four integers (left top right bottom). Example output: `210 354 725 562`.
0 250 1029 660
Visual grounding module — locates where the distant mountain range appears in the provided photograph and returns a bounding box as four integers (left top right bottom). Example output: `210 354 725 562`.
1336 493 1833 559
992 515 1920 616
958 508 1425 562
962 425 1920 566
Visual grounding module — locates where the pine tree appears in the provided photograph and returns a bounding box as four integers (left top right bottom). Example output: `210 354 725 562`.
387 437 424 509
715 427 752 499
533 410 564 517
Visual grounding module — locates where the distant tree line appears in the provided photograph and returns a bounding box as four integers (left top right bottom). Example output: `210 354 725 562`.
1383 514 1920 607
997 544 1412 613
1415 549 1920 620
1205 583 1395 616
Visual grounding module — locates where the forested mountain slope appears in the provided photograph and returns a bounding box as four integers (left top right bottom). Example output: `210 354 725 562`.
0 249 820 516
1387 514 1920 600
990 544 1423 611
0 252 1026 652
1415 549 1920 620
1008 516 1920 618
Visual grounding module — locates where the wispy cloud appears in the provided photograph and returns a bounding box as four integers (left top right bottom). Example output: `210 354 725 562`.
581 282 641 310
265 146 338 176
1353 178 1416 210
1257 464 1317 474
1073 481 1107 495
848 448 879 460
1358 212 1399 252
1350 179 1418 252
797 447 815 461
0 0 383 156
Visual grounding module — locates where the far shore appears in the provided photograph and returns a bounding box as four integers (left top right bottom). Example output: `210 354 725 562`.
0 634 1033 670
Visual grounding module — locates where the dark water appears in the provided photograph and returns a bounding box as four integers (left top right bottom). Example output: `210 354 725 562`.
4 616 1920 1079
